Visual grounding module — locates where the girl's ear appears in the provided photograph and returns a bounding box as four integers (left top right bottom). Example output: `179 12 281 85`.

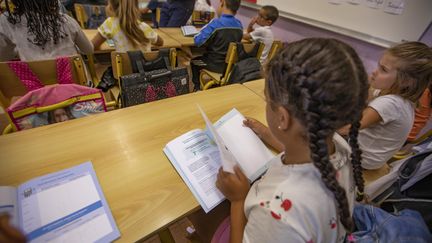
277 106 290 131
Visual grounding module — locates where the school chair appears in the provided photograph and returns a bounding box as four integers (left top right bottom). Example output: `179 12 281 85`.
199 42 264 90
155 7 161 26
267 40 283 62
0 55 88 108
110 48 177 107
191 10 215 26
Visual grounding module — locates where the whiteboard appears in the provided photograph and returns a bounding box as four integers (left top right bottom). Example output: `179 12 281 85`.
242 0 432 47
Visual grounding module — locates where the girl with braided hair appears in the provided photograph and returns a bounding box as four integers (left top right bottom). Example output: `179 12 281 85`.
0 0 93 61
216 38 369 243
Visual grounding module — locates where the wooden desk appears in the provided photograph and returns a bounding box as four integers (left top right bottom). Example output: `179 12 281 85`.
83 29 182 52
0 84 267 242
243 79 265 100
84 29 114 53
158 28 196 47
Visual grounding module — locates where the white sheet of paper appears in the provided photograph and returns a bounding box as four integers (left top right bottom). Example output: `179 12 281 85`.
197 105 237 174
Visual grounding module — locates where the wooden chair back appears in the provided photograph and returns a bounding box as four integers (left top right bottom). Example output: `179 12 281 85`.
267 40 282 62
0 55 88 108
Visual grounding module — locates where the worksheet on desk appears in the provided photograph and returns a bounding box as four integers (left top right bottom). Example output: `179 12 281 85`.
16 162 120 243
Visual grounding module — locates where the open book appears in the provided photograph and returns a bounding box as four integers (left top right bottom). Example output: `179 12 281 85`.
164 108 274 213
0 162 120 243
181 25 199 37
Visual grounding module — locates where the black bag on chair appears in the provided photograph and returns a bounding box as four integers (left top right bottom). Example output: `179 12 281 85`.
120 50 189 107
226 42 263 84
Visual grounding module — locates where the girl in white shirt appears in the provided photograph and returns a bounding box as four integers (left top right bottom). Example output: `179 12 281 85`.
216 38 369 243
339 42 432 170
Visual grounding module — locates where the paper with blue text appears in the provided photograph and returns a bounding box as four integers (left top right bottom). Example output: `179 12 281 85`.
0 162 120 243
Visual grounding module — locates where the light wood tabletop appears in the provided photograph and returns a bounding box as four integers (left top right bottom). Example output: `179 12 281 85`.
0 84 267 242
243 79 265 100
83 29 182 52
158 28 196 47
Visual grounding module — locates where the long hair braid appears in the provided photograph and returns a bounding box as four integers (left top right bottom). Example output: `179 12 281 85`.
348 121 364 201
299 74 355 232
266 38 369 232
5 0 67 48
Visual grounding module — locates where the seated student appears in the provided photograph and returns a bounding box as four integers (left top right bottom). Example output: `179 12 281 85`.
347 42 432 170
159 0 195 27
191 0 243 91
92 0 163 52
217 38 368 243
243 5 279 63
0 0 94 61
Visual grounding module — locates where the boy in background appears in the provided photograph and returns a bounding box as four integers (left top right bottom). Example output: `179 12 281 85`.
243 5 279 63
191 0 243 91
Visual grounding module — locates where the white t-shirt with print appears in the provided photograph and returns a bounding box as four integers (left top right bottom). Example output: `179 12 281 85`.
358 94 414 170
243 134 355 243
250 26 274 63
98 17 158 52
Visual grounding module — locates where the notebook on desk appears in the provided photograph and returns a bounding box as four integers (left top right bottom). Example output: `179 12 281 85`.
181 25 199 37
0 162 120 243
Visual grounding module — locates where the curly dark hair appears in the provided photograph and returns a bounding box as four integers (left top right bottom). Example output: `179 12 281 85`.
266 38 369 232
5 0 68 48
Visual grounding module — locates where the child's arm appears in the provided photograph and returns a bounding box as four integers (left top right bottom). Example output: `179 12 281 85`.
337 107 382 136
91 32 106 50
243 32 252 41
216 166 249 243
194 23 216 47
247 17 257 34
154 35 164 46
244 118 284 153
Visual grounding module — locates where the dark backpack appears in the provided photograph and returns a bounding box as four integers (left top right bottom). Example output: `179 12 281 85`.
226 42 263 84
371 144 432 230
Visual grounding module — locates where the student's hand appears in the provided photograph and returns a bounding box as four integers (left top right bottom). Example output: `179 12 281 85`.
243 117 270 140
337 124 351 136
247 17 257 33
0 214 26 243
216 166 250 202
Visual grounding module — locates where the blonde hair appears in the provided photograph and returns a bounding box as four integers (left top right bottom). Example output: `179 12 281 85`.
385 41 432 102
109 0 149 48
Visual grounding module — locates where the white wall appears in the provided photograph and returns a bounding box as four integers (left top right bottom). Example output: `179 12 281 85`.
210 0 432 73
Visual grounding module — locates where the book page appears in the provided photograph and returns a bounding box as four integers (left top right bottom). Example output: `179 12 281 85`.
198 105 238 174
164 129 225 213
0 186 18 227
17 162 120 243
214 109 274 182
